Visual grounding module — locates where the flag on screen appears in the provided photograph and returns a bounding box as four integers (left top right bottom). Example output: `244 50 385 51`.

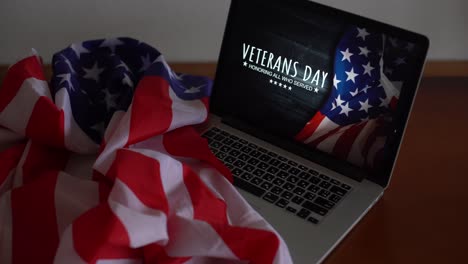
0 38 292 264
295 26 416 168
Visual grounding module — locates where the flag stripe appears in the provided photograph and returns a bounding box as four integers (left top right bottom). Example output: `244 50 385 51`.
332 122 367 160
0 192 12 264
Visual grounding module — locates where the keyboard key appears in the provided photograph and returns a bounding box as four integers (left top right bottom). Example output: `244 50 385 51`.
267 151 277 157
315 197 335 209
215 152 227 160
233 178 266 197
297 180 310 188
229 149 241 157
309 176 321 184
318 189 331 198
253 169 265 177
293 187 305 195
277 171 289 179
307 185 320 193
210 141 222 149
278 156 287 162
250 177 263 185
239 139 248 144
247 158 260 165
244 164 255 172
233 160 245 168
225 156 236 164
203 130 217 138
263 192 279 203
232 168 243 176
214 134 225 141
286 206 297 213
241 173 253 181
250 150 262 158
273 178 285 186
307 217 319 224
226 164 234 169
329 194 342 203
268 159 281 166
298 171 310 180
292 196 304 205
298 165 308 171
262 173 274 181
260 182 273 190
319 181 331 189
302 201 328 216
267 167 279 174
229 135 239 140
319 174 330 181
275 198 289 208
330 186 348 196
248 143 257 148
271 186 283 195
297 208 311 219
283 183 295 191
330 179 341 185
259 154 271 162
238 153 250 161
281 191 293 199
220 130 229 136
288 167 301 175
258 162 269 170
222 138 234 145
220 146 231 153
308 169 319 175
279 163 291 171
341 183 351 190
288 160 298 166
258 147 268 153
304 192 316 201
287 176 299 184
211 127 220 132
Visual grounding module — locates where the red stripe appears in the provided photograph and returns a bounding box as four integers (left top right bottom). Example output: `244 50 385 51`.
143 243 190 264
107 149 169 213
182 165 280 263
0 56 45 112
11 170 59 264
163 126 232 182
295 112 326 142
332 122 367 160
72 203 141 263
308 126 342 148
0 143 26 186
127 76 172 146
390 97 398 110
21 141 69 185
25 96 65 148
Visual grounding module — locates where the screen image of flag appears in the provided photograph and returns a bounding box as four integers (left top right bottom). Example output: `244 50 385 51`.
0 38 293 263
295 26 418 170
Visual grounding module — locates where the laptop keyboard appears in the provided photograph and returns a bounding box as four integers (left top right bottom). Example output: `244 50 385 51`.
202 127 352 224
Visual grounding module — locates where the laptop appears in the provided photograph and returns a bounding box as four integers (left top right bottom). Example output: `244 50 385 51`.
201 0 429 262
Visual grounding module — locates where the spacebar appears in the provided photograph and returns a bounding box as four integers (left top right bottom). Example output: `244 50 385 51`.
233 177 266 197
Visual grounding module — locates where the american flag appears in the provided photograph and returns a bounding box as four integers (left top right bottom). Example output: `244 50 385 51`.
0 38 292 263
295 26 416 169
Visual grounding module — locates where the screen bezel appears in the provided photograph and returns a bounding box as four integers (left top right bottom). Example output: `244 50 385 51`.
210 0 429 187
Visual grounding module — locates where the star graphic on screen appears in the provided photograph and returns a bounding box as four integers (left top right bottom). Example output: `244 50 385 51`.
356 27 370 40
333 74 341 89
243 61 248 67
359 99 371 113
274 81 277 85
350 88 359 97
314 87 319 93
278 83 282 88
339 102 353 116
345 67 358 83
289 86 292 91
340 48 353 62
358 46 371 57
362 62 374 76
269 79 273 83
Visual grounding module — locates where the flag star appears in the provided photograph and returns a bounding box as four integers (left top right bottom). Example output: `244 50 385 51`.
60 55 76 73
99 38 125 53
405 42 415 51
358 46 371 57
394 57 406 65
359 99 371 113
278 83 282 87
314 87 319 93
57 73 72 86
83 62 105 82
335 94 345 106
331 102 337 110
340 48 354 62
345 67 359 83
350 88 359 97
139 53 152 72
185 84 204 94
362 62 374 76
116 62 130 71
103 89 119 112
269 79 273 83
333 74 341 89
122 73 134 88
154 55 183 81
362 84 372 93
339 102 352 116
70 43 90 59
243 61 248 66
356 27 370 40
389 37 399 47
379 96 391 107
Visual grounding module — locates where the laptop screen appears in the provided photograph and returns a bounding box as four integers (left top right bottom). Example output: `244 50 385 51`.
211 0 428 184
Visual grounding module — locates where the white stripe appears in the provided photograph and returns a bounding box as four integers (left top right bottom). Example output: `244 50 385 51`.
367 136 386 166
0 191 12 264
0 78 50 135
54 226 87 264
167 87 207 132
303 116 340 144
64 153 97 180
104 110 126 143
165 217 238 259
108 179 169 248
0 169 15 197
315 125 349 154
55 88 99 154
131 148 194 219
97 259 142 264
93 106 131 175
12 140 32 188
347 120 377 167
130 134 169 156
54 171 100 237
0 126 24 152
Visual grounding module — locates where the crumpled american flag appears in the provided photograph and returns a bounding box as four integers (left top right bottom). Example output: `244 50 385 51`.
0 37 292 263
296 26 417 169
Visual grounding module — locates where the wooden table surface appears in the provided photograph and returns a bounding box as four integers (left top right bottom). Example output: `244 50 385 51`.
1 64 468 263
